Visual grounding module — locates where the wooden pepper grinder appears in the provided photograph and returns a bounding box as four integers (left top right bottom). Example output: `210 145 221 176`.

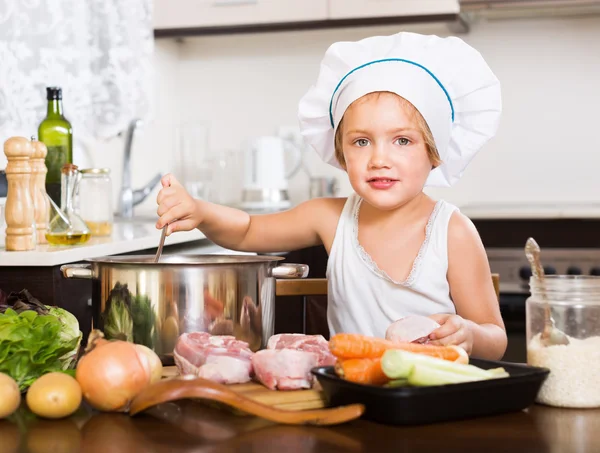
30 138 49 244
3 136 35 251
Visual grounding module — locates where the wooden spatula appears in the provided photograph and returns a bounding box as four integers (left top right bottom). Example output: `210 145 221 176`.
129 376 364 426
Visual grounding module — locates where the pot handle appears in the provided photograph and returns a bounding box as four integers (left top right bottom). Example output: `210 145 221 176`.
60 264 93 279
272 263 309 279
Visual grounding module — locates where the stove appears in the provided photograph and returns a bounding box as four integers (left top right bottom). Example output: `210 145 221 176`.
484 247 600 362
472 216 600 363
487 247 600 295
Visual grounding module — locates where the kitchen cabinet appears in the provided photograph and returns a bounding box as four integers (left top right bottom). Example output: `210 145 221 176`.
153 0 328 30
153 0 464 37
328 0 460 20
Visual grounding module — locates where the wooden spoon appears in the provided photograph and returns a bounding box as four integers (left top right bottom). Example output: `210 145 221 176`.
129 376 364 426
525 237 569 346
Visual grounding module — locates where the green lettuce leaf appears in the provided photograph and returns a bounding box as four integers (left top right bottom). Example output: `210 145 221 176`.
0 308 81 391
47 306 83 369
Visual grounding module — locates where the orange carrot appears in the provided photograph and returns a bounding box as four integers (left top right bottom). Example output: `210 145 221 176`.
335 358 389 386
329 333 468 363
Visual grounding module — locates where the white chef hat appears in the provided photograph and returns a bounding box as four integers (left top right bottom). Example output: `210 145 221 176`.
298 32 502 187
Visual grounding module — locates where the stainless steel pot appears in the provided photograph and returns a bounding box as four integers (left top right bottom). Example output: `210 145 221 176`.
61 255 308 364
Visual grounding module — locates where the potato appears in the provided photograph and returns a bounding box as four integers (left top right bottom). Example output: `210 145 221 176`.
26 373 82 419
0 373 21 419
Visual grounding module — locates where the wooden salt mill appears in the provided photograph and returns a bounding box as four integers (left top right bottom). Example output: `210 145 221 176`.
30 138 49 244
3 136 35 251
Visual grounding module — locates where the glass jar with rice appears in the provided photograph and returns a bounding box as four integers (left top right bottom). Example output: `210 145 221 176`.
527 275 600 408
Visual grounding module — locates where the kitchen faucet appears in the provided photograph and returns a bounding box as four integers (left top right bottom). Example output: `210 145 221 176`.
117 119 162 218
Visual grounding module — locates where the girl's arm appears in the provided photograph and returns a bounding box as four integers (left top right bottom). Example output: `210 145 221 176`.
430 212 508 360
156 174 344 253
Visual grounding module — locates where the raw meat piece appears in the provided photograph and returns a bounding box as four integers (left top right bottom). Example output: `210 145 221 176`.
252 349 318 390
385 315 441 344
173 332 254 384
196 355 253 384
175 332 254 365
267 333 336 366
267 333 309 349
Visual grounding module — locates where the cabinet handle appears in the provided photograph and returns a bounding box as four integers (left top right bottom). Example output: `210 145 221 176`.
212 0 258 6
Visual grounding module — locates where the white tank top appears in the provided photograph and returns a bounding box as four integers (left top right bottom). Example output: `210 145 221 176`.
326 192 459 338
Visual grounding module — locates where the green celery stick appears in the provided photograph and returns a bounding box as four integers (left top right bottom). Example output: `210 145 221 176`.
381 349 509 381
408 364 492 386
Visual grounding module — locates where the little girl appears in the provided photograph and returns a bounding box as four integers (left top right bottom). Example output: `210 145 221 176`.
156 32 507 360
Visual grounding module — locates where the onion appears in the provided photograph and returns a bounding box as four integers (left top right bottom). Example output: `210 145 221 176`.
75 330 152 412
134 344 163 384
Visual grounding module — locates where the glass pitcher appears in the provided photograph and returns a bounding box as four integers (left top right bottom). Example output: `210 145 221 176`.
46 164 91 246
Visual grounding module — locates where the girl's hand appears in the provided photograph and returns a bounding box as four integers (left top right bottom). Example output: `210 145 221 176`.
427 314 474 355
156 174 201 235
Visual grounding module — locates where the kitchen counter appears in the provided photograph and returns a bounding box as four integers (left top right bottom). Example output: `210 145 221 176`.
0 221 206 267
1 400 598 453
460 202 600 219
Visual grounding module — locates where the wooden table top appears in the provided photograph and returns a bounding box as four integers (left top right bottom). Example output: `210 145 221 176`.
2 401 599 453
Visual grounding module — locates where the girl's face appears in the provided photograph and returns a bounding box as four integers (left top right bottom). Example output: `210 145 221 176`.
339 92 433 211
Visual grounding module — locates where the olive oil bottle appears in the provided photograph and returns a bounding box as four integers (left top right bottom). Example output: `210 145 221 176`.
38 87 73 206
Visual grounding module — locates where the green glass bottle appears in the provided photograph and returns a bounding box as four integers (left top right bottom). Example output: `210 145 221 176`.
38 87 73 206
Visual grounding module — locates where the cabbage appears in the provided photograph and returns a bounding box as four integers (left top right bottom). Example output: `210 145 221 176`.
47 306 83 370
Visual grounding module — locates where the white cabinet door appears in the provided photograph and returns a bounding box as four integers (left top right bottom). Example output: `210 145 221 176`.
328 0 460 19
154 0 328 30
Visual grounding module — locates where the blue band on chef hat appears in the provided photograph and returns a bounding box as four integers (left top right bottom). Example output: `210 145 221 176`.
328 58 455 129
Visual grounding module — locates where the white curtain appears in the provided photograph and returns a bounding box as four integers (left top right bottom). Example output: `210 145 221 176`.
0 0 154 166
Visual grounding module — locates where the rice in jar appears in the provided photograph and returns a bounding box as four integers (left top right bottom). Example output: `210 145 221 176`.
526 275 600 408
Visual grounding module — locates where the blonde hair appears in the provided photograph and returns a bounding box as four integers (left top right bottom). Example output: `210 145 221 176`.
334 92 441 169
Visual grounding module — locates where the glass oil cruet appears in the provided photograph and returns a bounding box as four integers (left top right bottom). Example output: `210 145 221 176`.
45 163 91 246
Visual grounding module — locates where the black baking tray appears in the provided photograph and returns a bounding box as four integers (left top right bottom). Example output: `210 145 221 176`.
311 358 549 425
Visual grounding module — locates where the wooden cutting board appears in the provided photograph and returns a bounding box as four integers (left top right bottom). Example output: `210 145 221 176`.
161 366 327 411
